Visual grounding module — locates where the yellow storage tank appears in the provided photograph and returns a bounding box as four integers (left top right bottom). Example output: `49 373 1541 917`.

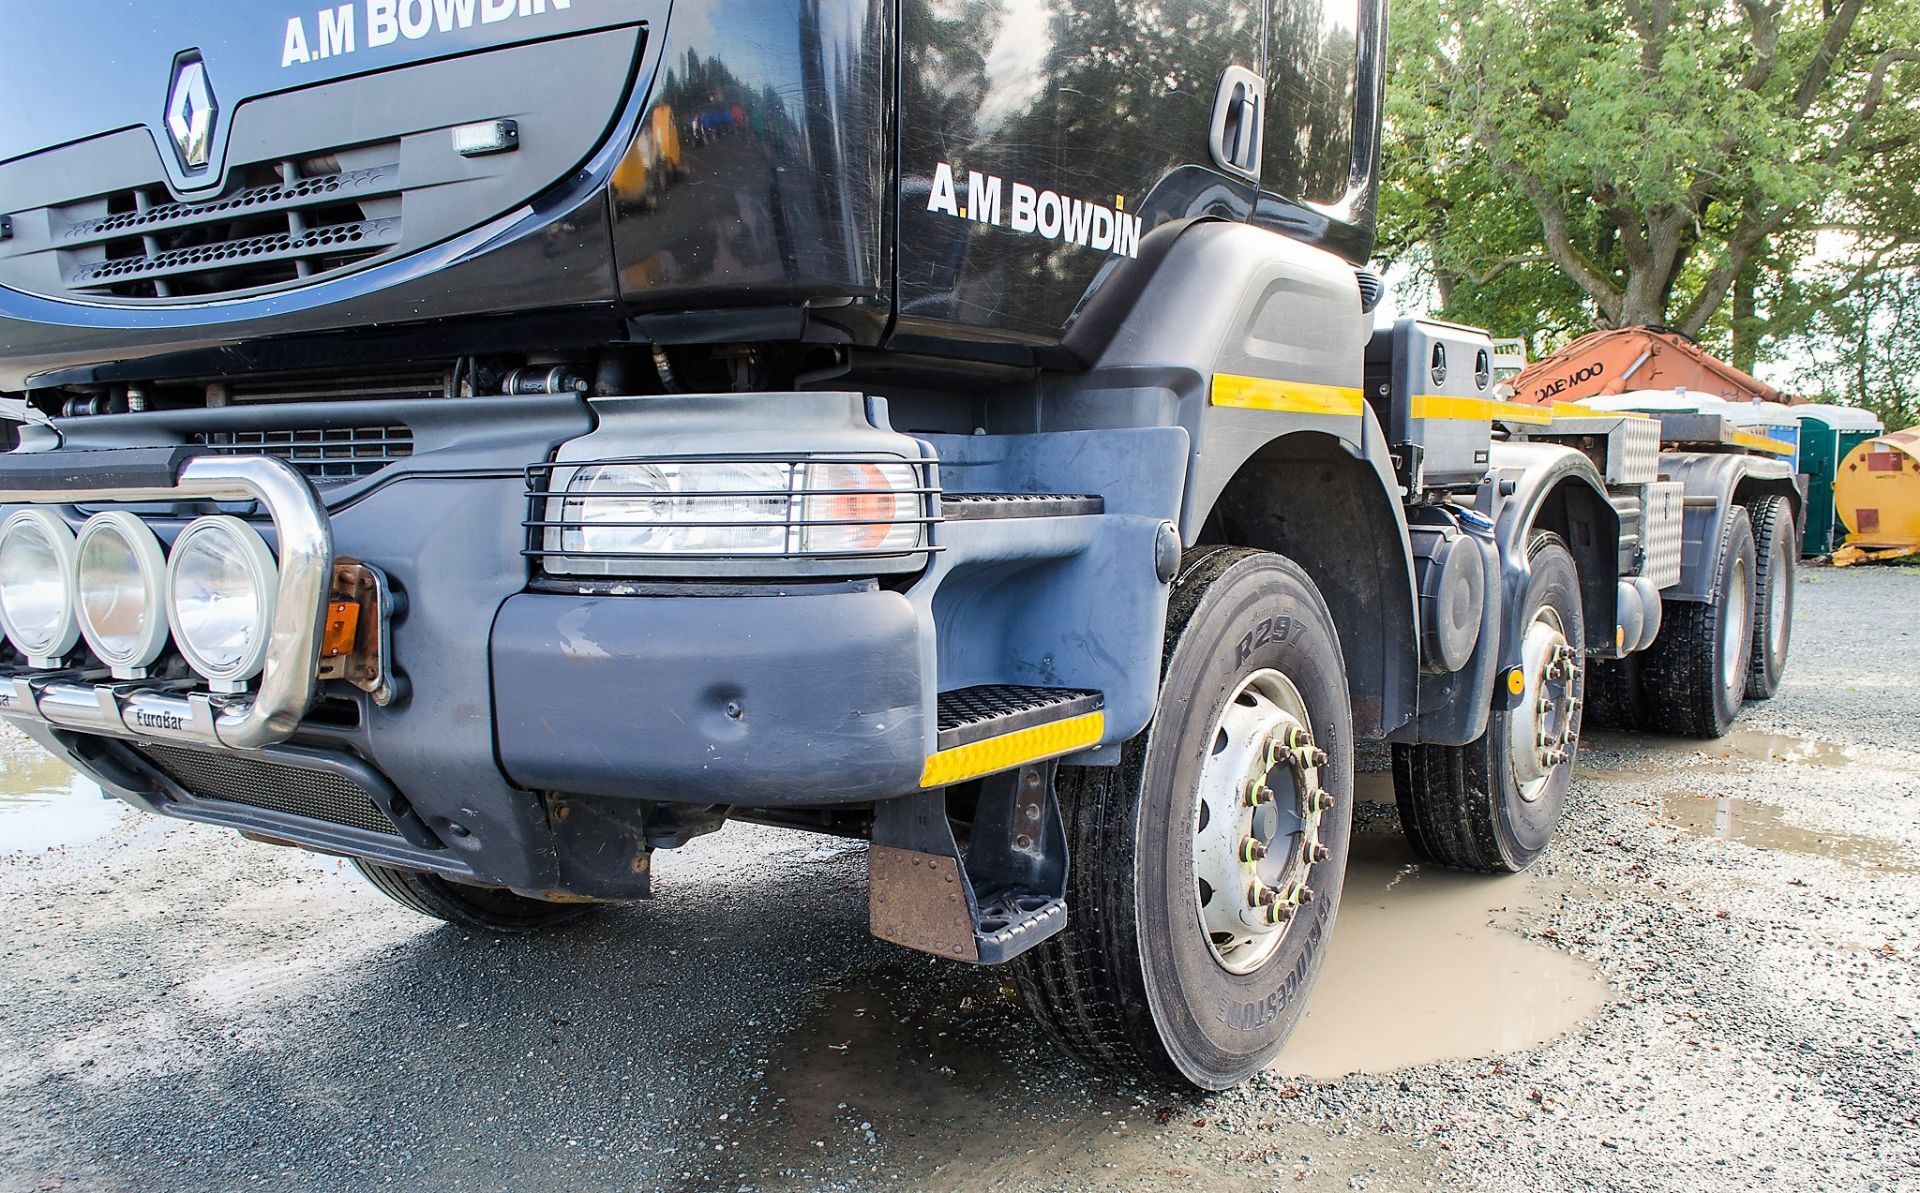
1834 428 1920 564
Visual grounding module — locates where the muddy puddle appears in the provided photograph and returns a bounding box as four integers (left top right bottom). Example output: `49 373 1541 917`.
723 963 1444 1191
1270 825 1609 1079
1580 728 1872 780
1658 789 1915 870
0 741 123 853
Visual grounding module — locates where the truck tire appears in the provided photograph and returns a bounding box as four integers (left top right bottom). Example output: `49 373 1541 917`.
1392 533 1585 874
1744 495 1794 700
1584 656 1642 731
352 860 596 933
1012 546 1353 1090
1640 507 1756 737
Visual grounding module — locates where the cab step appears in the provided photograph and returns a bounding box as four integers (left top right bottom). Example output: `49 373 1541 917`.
940 492 1103 521
936 684 1103 749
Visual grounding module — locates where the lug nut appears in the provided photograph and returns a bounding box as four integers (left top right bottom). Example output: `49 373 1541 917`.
1298 886 1316 905
1311 843 1331 862
1264 903 1292 926
1247 783 1274 807
1252 884 1278 907
1239 837 1268 863
1313 789 1335 812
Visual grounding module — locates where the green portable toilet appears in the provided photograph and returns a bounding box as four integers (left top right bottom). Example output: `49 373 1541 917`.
1796 403 1884 555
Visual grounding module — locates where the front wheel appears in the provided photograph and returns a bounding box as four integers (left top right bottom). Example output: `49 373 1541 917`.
1393 533 1586 873
1013 546 1354 1090
353 860 598 933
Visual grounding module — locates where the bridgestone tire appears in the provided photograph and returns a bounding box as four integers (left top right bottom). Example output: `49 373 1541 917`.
1745 495 1795 700
1392 534 1584 874
1011 546 1353 1090
1641 508 1756 738
353 860 597 933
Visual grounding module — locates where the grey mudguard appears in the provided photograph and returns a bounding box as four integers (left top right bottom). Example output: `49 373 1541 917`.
1659 452 1799 602
1480 439 1620 670
1023 221 1420 740
920 426 1189 761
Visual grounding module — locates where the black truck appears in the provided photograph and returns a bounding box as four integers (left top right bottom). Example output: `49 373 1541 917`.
0 0 1798 1088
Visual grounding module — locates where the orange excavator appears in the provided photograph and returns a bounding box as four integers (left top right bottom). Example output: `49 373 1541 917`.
1504 327 1786 407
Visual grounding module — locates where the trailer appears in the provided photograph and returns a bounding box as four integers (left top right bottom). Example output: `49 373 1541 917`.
0 0 1797 1090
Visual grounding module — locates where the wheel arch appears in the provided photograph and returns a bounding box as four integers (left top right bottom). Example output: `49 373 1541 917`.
1485 442 1622 665
1662 451 1799 602
1194 427 1420 739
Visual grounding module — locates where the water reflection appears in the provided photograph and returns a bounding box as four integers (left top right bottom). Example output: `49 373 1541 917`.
0 738 125 853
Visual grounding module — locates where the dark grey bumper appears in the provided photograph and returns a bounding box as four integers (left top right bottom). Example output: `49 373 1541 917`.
492 587 928 803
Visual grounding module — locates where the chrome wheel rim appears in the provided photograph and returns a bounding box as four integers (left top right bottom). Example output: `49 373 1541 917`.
1507 606 1579 803
1191 668 1330 975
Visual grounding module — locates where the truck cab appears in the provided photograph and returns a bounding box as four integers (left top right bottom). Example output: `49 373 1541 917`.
0 0 1795 1089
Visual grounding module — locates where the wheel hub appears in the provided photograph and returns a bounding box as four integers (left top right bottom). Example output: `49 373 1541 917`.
1508 609 1580 801
1192 669 1330 974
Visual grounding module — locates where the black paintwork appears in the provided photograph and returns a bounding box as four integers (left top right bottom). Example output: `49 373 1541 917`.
0 0 1381 390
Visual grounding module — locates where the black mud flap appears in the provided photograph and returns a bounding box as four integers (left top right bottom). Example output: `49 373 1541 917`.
868 764 1068 964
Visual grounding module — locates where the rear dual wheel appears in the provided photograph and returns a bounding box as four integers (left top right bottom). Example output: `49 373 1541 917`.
1014 547 1353 1089
1745 495 1795 701
1642 508 1757 737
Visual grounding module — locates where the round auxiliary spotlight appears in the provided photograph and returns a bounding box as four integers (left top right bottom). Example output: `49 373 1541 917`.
166 515 279 691
74 511 171 677
0 509 80 666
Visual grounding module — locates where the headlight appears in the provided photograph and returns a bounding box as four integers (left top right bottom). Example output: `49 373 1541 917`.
546 456 926 572
0 509 80 665
558 461 795 558
166 516 279 690
74 512 170 676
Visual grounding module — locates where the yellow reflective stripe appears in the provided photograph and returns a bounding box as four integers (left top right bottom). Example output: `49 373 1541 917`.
1211 374 1364 417
1730 430 1796 456
919 711 1106 788
1492 400 1553 425
1408 394 1494 421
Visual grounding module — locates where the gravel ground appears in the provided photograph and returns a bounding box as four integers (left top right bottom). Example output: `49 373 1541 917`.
1 566 1917 1192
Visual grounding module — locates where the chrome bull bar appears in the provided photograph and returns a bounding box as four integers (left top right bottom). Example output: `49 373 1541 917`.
0 454 332 751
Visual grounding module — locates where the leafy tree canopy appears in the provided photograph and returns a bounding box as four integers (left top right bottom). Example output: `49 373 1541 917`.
1380 0 1920 381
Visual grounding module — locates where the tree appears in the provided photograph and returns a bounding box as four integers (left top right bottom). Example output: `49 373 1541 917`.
1786 267 1920 429
1381 0 1920 351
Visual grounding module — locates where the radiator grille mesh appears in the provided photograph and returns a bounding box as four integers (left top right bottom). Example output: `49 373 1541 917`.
135 744 399 836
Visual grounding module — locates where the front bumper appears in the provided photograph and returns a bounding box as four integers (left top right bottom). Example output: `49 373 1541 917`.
0 399 1178 896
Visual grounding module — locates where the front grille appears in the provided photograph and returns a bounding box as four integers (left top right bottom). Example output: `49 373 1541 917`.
135 743 399 836
52 149 401 301
190 425 413 485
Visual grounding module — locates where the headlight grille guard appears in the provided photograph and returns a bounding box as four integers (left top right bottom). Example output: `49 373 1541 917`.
0 454 333 751
522 453 945 569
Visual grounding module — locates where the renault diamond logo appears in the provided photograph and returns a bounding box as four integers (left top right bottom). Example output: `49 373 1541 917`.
166 56 217 171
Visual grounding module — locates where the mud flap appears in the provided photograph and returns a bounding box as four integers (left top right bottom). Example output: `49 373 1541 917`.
869 764 1068 964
